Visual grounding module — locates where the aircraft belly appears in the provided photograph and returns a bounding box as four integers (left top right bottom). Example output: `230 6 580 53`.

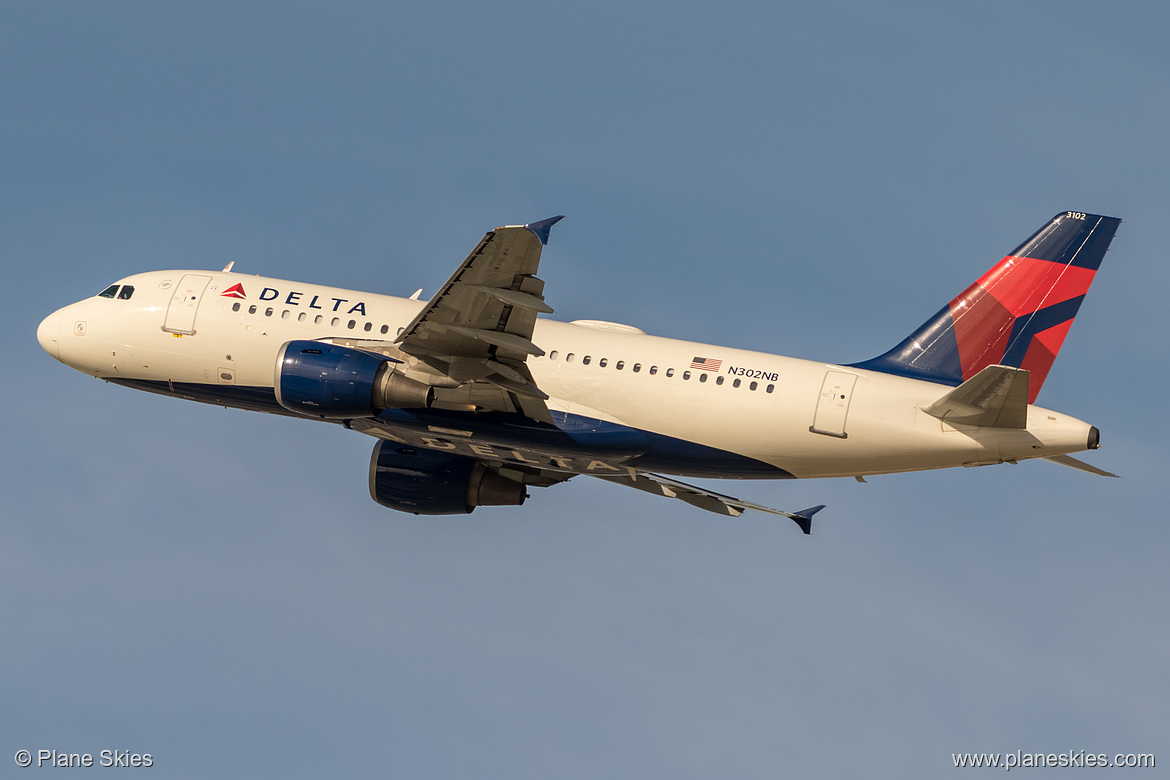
360 408 792 478
107 379 792 478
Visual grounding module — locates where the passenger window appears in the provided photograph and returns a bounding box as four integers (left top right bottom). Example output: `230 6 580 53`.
298 312 306 322
97 284 119 298
582 356 592 365
232 302 241 312
599 358 608 368
549 350 559 360
633 363 641 373
615 361 624 370
331 317 340 326
117 285 135 300
264 307 273 317
716 376 724 385
314 315 323 325
248 305 257 315
683 371 691 380
364 322 372 332
750 381 758 391
699 373 707 383
666 368 674 378
380 325 389 334
566 353 575 362
397 327 404 335
347 320 355 329
281 310 290 319
733 378 741 388
649 366 658 375
766 384 774 393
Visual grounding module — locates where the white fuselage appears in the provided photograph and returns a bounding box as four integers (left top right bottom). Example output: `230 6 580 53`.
38 269 1097 479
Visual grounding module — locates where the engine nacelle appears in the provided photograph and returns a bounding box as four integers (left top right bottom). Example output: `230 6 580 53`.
368 440 528 515
275 340 434 418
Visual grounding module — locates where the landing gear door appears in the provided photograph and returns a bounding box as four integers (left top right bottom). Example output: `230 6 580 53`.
810 371 858 439
163 274 213 335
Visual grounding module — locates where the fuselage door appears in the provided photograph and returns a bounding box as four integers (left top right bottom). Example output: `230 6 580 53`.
163 274 213 335
810 370 858 438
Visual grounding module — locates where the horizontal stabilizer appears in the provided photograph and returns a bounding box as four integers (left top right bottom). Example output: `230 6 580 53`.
923 364 1029 428
1043 454 1119 478
593 471 824 534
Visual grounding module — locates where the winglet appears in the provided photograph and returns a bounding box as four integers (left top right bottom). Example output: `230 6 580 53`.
791 505 826 535
523 215 565 245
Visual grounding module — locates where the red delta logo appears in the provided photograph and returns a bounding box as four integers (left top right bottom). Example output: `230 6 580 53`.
219 283 370 315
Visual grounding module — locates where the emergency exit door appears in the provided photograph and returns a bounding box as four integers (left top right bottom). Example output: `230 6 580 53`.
810 371 858 438
163 274 212 335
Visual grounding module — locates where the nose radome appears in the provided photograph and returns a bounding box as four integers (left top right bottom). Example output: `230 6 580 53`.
37 310 61 360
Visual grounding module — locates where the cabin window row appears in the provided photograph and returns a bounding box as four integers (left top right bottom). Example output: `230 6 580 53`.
544 350 775 393
228 301 774 393
231 301 405 336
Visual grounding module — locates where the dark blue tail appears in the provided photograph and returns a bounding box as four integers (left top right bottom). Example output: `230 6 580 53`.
850 212 1120 402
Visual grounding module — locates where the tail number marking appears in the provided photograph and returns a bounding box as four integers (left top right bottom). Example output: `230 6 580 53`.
727 366 779 381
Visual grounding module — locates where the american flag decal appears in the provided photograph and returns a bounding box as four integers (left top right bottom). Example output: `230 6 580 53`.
690 356 722 371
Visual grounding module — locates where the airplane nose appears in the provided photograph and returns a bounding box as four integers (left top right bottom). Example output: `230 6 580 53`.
37 310 61 360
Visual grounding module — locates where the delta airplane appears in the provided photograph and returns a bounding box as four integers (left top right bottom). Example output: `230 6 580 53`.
37 211 1119 533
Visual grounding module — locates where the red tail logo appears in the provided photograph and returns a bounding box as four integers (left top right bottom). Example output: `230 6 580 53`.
850 212 1120 403
221 283 246 299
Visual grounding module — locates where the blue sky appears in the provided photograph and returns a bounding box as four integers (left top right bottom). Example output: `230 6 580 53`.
3 2 1168 777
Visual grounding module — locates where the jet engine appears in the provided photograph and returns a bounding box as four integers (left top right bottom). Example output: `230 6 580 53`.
275 340 434 418
368 441 528 514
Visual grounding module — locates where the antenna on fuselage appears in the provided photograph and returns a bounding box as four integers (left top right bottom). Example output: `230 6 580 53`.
409 289 422 300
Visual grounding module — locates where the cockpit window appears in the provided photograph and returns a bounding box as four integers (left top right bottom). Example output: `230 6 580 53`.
97 284 119 298
117 285 135 300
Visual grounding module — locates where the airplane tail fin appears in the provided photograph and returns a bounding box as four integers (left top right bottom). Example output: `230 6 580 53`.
850 211 1120 402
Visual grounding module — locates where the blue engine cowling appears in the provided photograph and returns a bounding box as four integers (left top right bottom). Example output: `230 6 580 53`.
275 340 433 418
368 440 527 515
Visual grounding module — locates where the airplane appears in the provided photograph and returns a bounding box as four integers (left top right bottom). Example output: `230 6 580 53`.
37 211 1120 534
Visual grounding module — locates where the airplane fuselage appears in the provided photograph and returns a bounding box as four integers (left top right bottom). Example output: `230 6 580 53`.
38 268 1097 482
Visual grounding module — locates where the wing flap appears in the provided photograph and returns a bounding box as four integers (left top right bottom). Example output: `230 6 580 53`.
470 285 555 314
594 471 824 534
438 324 544 356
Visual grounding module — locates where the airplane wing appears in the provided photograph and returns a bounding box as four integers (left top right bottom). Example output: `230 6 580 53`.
392 216 564 422
592 470 825 534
